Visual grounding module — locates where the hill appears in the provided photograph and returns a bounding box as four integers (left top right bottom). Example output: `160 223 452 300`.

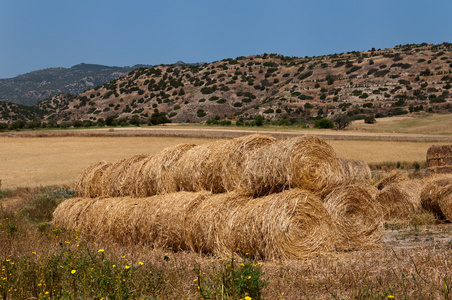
0 63 151 106
1 43 451 126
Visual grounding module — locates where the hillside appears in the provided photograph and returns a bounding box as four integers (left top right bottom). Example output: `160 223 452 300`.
1 43 451 125
0 63 151 106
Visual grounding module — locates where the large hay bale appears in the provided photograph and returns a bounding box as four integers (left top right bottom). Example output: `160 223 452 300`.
324 184 383 251
220 134 277 192
231 189 337 260
133 143 197 196
427 144 452 167
102 154 149 197
375 180 423 219
243 135 345 197
175 134 277 193
175 140 228 193
52 197 97 230
75 162 111 197
420 174 452 218
185 191 250 255
338 157 372 184
375 170 407 190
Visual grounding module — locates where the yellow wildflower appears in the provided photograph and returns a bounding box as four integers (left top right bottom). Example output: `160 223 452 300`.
138 262 143 265
388 296 394 299
125 266 130 269
98 249 104 253
240 263 245 267
71 270 76 274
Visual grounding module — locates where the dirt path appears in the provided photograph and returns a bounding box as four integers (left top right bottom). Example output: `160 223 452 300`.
2 126 452 142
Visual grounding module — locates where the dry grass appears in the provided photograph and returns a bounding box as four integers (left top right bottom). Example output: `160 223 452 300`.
375 170 408 190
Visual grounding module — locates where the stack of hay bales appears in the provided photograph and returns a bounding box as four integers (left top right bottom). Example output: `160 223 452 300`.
426 145 452 174
55 134 385 259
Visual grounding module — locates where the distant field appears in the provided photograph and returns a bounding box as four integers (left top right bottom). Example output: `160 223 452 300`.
0 135 446 189
349 113 452 135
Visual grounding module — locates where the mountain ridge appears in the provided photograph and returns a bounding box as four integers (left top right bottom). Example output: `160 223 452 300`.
1 42 451 126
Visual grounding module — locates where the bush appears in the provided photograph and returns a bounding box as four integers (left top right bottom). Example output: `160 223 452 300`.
314 118 334 129
194 255 268 300
364 116 376 124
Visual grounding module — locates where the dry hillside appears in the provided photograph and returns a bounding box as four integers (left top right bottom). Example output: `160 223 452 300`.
2 43 451 125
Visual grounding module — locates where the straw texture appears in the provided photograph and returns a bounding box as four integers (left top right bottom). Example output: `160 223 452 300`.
324 184 383 251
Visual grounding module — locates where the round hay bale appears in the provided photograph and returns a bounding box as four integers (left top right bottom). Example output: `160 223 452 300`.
438 184 452 222
243 135 345 197
427 144 452 167
127 191 212 250
185 191 250 255
74 161 111 197
232 189 337 260
52 197 96 230
134 143 197 196
324 184 383 251
375 180 423 219
420 174 452 218
220 134 277 192
338 157 372 184
104 154 148 197
175 140 229 193
375 170 407 190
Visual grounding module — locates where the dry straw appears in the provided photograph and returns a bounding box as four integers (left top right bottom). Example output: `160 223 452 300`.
243 135 345 197
438 183 452 222
53 189 339 260
420 174 452 218
102 154 148 197
375 170 407 190
219 134 277 192
338 157 371 184
185 191 251 255
231 189 337 260
132 143 196 196
375 180 423 219
324 184 383 251
175 134 276 193
75 161 111 197
427 144 452 167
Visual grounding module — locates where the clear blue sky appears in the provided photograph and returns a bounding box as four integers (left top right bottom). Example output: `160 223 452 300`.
1 0 451 78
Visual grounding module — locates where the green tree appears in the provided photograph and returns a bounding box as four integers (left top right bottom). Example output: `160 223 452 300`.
332 114 352 130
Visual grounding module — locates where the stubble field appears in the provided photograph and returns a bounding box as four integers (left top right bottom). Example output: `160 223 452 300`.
1 119 452 299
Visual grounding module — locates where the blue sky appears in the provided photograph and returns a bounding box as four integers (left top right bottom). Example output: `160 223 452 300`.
0 0 451 78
